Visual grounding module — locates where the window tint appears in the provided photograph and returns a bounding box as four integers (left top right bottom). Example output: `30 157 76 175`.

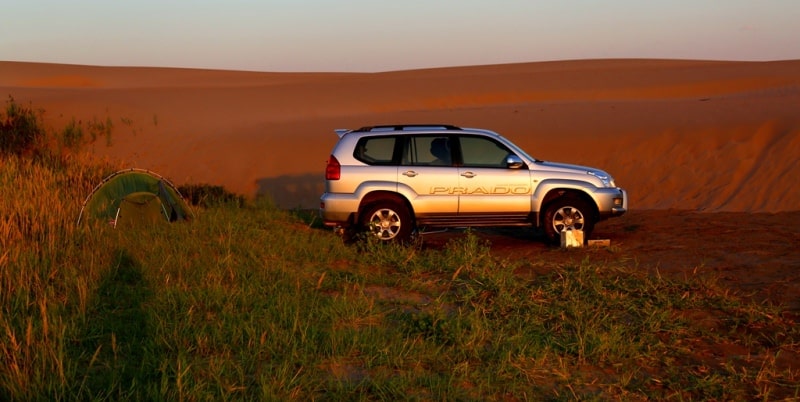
401 136 452 166
354 136 396 165
459 136 512 168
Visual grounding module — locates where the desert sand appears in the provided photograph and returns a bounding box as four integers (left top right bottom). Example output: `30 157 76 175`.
2 60 800 309
2 59 798 212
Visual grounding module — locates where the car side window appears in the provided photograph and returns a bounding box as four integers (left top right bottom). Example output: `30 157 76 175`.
459 136 513 168
401 136 452 166
354 136 396 165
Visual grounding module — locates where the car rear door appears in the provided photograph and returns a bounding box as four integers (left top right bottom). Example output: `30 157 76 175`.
396 135 459 218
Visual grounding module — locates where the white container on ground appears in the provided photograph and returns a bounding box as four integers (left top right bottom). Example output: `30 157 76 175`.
560 229 584 248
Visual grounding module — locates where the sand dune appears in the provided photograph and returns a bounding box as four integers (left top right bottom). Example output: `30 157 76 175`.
1 59 798 212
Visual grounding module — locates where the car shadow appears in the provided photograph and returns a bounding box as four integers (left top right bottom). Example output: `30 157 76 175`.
253 173 558 247
255 173 323 210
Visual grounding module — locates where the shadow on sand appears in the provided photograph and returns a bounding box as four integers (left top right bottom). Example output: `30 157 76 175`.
256 173 324 210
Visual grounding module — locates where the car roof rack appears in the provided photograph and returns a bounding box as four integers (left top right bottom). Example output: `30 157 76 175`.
352 124 462 132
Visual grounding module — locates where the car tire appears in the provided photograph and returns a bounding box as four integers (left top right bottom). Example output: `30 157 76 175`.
361 200 413 243
543 196 595 244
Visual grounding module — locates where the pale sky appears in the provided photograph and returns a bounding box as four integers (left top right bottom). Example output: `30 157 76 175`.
2 0 798 72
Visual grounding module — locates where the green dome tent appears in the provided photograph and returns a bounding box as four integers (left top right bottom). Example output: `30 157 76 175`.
78 168 192 228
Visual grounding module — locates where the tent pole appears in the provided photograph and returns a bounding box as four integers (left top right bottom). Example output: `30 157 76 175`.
113 207 121 228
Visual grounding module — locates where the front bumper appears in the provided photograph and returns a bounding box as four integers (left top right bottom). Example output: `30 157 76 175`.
597 188 628 220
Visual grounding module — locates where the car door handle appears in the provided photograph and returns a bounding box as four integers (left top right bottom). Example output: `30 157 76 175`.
461 171 476 178
402 170 418 177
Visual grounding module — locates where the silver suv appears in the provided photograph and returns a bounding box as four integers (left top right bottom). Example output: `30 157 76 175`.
319 124 627 243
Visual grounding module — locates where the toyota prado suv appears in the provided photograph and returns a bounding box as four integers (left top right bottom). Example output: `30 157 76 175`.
319 124 627 244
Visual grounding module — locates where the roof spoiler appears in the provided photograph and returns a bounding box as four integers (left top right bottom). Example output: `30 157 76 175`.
334 129 350 138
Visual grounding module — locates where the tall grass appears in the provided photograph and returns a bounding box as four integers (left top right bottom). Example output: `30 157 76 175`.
1 103 798 399
1 153 114 397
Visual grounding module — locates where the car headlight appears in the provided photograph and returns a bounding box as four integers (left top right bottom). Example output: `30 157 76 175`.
587 170 614 187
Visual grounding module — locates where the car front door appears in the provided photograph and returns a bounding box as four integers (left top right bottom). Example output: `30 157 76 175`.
455 135 532 216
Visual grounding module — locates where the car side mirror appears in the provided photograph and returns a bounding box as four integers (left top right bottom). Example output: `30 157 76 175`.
506 154 524 169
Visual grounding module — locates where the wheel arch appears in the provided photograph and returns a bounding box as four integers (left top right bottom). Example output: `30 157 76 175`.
358 191 415 223
537 188 599 227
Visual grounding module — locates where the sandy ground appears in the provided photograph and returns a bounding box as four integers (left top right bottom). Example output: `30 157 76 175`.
2 58 798 310
421 210 800 312
2 59 798 212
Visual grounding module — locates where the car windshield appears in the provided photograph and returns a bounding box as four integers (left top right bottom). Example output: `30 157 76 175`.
498 134 540 163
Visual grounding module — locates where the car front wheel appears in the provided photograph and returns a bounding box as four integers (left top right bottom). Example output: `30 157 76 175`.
543 196 595 244
361 200 413 243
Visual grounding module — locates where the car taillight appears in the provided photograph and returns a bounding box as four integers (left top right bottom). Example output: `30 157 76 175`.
325 155 341 180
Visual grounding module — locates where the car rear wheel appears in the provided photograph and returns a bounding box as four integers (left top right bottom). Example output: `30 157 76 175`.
543 196 595 244
361 200 413 243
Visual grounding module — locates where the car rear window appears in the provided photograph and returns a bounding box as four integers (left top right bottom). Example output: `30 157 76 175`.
353 136 396 165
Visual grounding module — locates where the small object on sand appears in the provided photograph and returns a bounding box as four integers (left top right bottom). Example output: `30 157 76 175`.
588 239 611 247
560 229 583 248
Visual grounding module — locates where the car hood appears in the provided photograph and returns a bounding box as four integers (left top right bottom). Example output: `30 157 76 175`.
533 160 603 175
